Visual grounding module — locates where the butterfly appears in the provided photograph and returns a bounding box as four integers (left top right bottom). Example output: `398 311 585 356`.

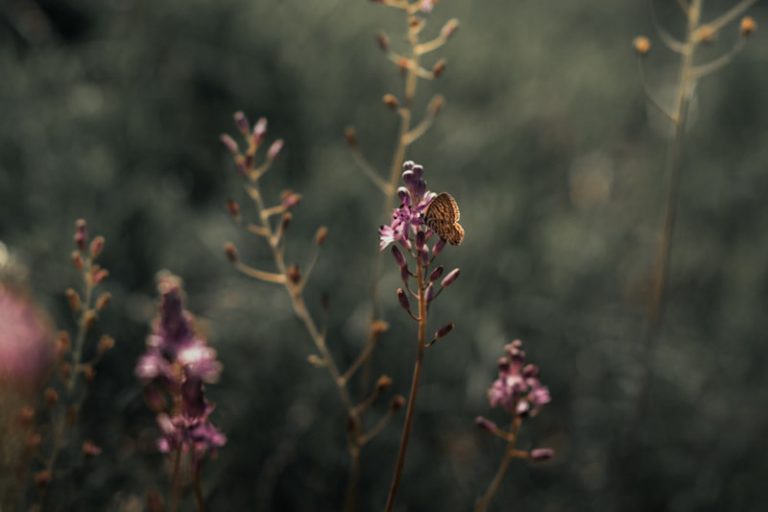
425 192 464 245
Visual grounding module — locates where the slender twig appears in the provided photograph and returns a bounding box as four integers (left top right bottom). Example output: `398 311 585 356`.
193 464 206 512
474 418 522 512
691 37 745 78
637 58 677 122
170 447 182 512
384 257 428 512
703 0 759 34
648 0 685 53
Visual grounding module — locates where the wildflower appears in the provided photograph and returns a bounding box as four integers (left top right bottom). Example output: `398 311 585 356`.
136 273 225 462
378 161 437 251
487 340 551 417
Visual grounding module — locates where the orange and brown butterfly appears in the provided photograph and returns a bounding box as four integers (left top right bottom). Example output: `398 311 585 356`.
424 192 464 245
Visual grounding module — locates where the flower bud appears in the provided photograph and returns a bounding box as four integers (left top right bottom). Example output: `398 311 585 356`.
434 322 453 340
286 264 301 285
281 190 302 209
226 199 241 220
233 111 250 137
440 268 460 288
741 16 756 37
376 375 393 392
60 362 72 381
425 282 435 303
92 268 109 285
415 231 426 250
429 265 444 282
18 406 36 427
383 94 399 110
89 236 105 258
280 212 293 233
71 251 84 271
432 59 446 78
370 320 390 335
220 133 239 155
307 354 326 367
253 117 268 146
391 246 407 268
81 364 96 382
376 32 389 51
530 448 555 461
390 394 405 411
400 265 410 283
34 471 51 488
432 239 446 259
396 288 411 313
344 126 358 148
65 288 81 313
82 440 102 457
74 219 88 251
315 226 329 245
26 432 42 449
267 139 284 161
56 331 71 356
428 94 445 116
95 292 111 311
98 335 115 354
83 309 97 330
633 35 651 55
475 416 497 432
224 243 238 263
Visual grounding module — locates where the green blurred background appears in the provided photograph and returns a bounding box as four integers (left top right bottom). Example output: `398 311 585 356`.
2 0 768 510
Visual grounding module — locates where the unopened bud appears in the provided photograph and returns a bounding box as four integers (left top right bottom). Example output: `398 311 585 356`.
220 133 239 155
440 18 460 40
429 265 444 282
82 440 102 456
434 322 453 340
74 219 88 250
253 117 268 146
425 282 435 303
234 111 250 136
370 320 389 335
376 375 393 391
71 251 84 270
432 59 446 78
741 16 756 37
344 126 358 148
307 354 325 367
432 238 446 259
268 139 284 161
92 268 109 285
633 35 651 55
396 288 411 312
440 268 460 288
391 246 406 268
224 243 238 263
390 395 405 411
383 94 399 110
81 364 96 382
95 292 111 311
315 226 329 245
44 388 59 407
89 236 105 258
84 309 97 330
60 362 72 381
376 32 389 51
281 190 302 209
475 416 498 432
226 199 241 220
56 331 71 356
400 265 410 283
98 335 115 354
696 25 716 43
530 448 555 461
286 264 301 284
65 288 81 312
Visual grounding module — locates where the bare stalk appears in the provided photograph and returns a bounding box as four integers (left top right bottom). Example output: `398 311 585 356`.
474 418 522 512
384 257 427 512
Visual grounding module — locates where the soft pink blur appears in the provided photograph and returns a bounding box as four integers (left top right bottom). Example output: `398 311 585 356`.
0 284 53 389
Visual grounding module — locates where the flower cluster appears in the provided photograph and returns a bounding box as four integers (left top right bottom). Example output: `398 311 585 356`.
136 273 225 461
487 340 551 417
475 340 553 461
379 161 437 252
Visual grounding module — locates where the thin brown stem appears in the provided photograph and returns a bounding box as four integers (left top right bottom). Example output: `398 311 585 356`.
170 447 182 512
343 445 361 512
474 419 522 512
193 464 206 512
384 258 427 512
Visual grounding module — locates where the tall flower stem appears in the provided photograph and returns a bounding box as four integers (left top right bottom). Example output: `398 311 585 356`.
170 447 182 512
384 258 427 512
193 464 206 512
474 418 522 512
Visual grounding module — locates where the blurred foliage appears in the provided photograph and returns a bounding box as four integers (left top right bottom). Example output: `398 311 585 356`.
2 0 768 510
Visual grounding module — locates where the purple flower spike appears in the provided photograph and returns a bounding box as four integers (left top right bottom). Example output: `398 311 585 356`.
378 161 437 252
485 339 550 417
136 273 226 461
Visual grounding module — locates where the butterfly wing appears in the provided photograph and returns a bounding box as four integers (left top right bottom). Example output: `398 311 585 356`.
426 193 463 245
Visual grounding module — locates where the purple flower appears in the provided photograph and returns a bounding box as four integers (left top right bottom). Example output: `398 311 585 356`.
136 273 226 459
487 340 550 417
379 161 436 251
